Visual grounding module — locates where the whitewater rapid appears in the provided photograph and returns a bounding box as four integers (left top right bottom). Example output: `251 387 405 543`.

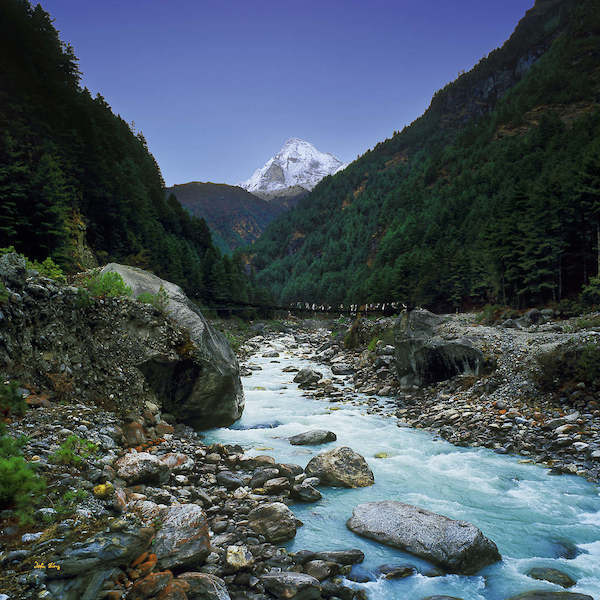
204 334 600 599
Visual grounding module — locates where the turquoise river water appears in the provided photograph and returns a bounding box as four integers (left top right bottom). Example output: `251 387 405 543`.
204 335 600 599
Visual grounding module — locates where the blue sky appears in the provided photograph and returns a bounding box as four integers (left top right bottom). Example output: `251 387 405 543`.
41 1 534 186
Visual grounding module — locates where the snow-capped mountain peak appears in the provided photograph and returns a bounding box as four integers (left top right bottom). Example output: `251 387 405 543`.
241 138 346 198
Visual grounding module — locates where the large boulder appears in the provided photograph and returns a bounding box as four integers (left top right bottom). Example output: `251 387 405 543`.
293 368 323 387
261 572 321 600
346 501 500 575
394 309 483 387
248 502 298 542
289 430 337 446
153 504 211 571
115 452 169 485
176 572 230 600
101 263 244 428
305 447 374 488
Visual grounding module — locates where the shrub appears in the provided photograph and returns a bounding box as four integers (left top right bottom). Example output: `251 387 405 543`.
137 286 169 312
0 247 65 282
0 456 46 524
49 435 98 465
367 336 378 352
476 304 505 325
80 271 132 298
0 381 27 418
0 433 28 459
580 277 600 306
535 342 600 392
54 489 88 516
224 331 241 352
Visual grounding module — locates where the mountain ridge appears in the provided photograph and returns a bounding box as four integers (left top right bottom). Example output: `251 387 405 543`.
240 138 346 199
250 0 600 310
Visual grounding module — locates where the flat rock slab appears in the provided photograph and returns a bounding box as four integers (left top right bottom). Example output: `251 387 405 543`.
305 446 374 488
527 567 576 588
346 501 500 575
153 504 211 570
289 430 337 445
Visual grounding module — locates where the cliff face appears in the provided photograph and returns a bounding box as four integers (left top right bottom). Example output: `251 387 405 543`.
423 0 576 133
0 254 243 429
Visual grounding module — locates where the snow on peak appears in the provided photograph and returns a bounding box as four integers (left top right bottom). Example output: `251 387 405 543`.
241 138 346 197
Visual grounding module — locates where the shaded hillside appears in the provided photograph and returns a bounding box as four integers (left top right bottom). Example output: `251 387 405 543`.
168 182 285 253
0 0 261 306
252 0 600 310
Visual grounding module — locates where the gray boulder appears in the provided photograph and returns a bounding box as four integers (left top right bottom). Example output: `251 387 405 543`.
101 263 243 428
331 363 354 375
248 502 298 542
114 452 169 485
153 504 211 570
293 368 323 387
177 572 231 600
346 501 500 575
261 571 321 600
394 309 483 387
289 430 337 446
305 447 374 488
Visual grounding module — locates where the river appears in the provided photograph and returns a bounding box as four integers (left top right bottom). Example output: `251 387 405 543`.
204 333 600 599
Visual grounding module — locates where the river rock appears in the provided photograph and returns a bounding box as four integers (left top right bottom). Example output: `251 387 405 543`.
248 502 298 542
293 368 323 386
114 451 169 485
394 309 483 387
331 363 354 375
153 504 211 570
261 571 321 600
313 549 364 565
177 572 231 599
101 263 244 428
289 430 337 445
346 501 500 574
291 483 322 502
506 593 593 600
305 446 374 487
527 567 576 588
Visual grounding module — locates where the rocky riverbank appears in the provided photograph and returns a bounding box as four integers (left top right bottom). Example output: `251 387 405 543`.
0 401 371 600
241 312 600 483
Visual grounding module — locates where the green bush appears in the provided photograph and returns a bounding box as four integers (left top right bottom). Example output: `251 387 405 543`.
137 286 169 312
224 331 241 352
0 433 28 459
0 247 65 282
54 489 88 517
367 336 378 352
535 342 600 392
0 456 46 524
49 435 98 465
80 271 132 299
0 381 27 417
476 304 505 325
31 256 66 282
580 277 600 306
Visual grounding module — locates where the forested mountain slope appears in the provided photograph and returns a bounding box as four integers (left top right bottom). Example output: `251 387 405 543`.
0 0 256 305
252 0 600 310
167 182 285 253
